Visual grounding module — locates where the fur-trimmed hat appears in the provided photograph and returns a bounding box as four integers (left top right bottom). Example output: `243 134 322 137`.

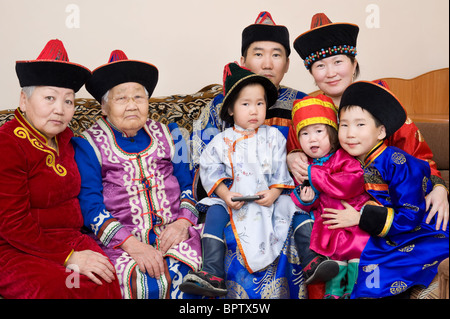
220 62 278 125
242 11 291 56
293 13 358 69
86 50 158 103
339 81 407 138
15 39 91 92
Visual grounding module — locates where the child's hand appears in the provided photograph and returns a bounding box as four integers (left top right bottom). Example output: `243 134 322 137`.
255 188 283 207
300 186 315 203
214 183 245 210
223 191 245 210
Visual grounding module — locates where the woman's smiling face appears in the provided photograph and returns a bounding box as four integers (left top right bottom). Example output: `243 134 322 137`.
310 54 358 104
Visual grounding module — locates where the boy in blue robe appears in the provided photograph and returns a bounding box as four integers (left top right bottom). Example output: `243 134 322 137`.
324 81 448 298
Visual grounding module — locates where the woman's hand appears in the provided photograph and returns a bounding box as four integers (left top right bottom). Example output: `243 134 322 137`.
65 250 116 285
120 236 164 278
287 151 309 184
322 200 361 229
159 219 192 254
425 185 449 231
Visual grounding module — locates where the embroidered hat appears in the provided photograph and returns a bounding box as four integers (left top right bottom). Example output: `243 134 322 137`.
15 39 91 92
86 50 158 103
339 81 407 138
293 13 359 69
220 62 278 125
292 94 338 137
242 11 291 56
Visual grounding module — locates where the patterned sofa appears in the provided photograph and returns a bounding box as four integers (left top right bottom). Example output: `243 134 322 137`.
0 84 222 140
0 83 448 299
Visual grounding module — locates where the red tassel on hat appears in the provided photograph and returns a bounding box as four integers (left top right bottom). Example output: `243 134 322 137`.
222 63 233 95
373 79 391 90
36 39 69 62
310 13 333 29
254 11 276 25
108 50 129 63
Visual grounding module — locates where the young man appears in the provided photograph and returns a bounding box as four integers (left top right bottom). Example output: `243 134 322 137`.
190 11 307 200
187 12 308 299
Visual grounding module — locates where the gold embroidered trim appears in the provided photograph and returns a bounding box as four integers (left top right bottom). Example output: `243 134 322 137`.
14 127 67 177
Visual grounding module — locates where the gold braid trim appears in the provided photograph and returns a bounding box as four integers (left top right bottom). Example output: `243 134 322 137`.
14 127 67 177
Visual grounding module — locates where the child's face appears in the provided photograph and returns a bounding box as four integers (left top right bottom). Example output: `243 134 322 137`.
229 84 266 131
298 124 332 159
338 106 386 162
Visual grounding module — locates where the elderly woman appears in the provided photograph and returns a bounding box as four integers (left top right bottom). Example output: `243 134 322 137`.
72 50 202 299
0 39 122 298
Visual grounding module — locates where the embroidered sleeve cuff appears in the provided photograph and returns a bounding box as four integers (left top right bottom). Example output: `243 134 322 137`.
179 201 199 225
97 219 130 248
430 175 449 194
359 205 394 237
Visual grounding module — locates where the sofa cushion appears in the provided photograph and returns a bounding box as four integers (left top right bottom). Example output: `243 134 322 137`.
415 121 449 170
415 121 449 187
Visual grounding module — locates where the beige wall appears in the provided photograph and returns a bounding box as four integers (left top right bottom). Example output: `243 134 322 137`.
0 0 448 110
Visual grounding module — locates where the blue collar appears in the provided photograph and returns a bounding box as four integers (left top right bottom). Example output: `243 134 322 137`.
312 152 334 166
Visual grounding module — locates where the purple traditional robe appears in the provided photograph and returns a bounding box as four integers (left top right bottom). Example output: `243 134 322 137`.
74 117 202 298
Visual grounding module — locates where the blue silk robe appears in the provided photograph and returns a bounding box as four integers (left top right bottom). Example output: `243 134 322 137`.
352 142 449 298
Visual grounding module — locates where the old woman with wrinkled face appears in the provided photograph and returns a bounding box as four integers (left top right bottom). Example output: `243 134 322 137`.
72 50 202 299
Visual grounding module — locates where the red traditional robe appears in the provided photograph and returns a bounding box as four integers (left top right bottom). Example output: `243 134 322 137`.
0 109 121 299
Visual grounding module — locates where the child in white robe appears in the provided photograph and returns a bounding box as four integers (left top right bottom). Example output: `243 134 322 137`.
180 62 297 297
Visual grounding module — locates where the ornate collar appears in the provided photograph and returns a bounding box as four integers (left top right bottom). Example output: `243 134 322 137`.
312 152 334 166
233 125 258 136
364 140 387 168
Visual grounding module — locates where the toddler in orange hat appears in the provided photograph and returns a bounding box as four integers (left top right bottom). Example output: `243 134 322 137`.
290 94 371 299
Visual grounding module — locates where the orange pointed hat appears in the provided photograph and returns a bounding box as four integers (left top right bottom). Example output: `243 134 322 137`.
15 39 91 92
242 11 291 56
292 94 338 137
86 50 158 103
293 13 359 69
